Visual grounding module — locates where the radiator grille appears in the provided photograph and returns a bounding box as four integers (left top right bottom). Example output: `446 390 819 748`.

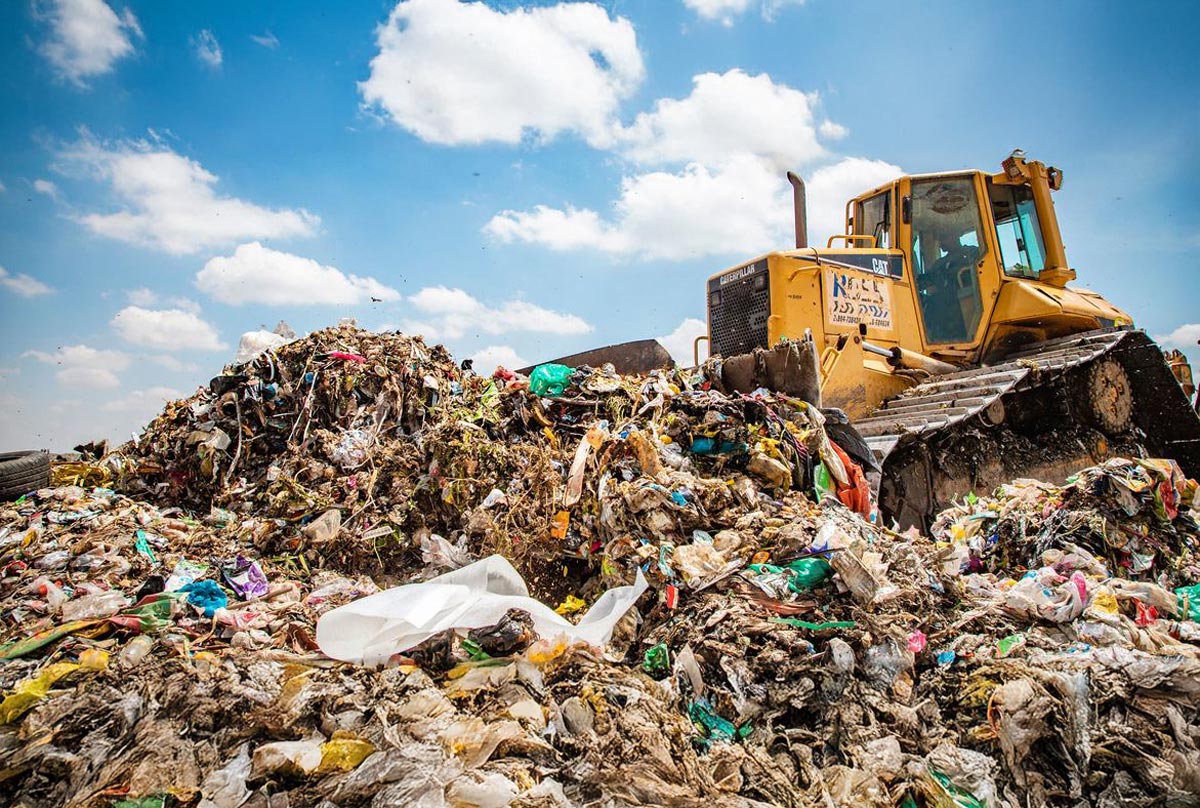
708 261 770 358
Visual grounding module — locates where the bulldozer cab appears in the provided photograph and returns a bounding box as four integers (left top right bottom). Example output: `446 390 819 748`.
847 150 1111 363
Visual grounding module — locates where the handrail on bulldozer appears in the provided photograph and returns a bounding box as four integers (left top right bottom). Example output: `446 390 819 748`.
693 335 710 367
826 234 877 248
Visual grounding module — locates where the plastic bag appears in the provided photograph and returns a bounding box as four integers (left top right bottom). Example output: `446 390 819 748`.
1176 583 1200 621
316 555 647 666
61 590 131 621
528 363 574 397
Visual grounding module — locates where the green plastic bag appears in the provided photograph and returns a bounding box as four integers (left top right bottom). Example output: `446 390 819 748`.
1176 584 1200 621
643 643 670 678
813 462 836 503
688 700 751 746
785 557 832 592
529 363 574 397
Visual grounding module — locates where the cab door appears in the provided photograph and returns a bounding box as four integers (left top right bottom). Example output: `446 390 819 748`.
899 173 1001 358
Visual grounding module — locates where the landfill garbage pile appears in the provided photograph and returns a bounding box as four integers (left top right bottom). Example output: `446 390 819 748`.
2 325 1200 807
100 324 873 600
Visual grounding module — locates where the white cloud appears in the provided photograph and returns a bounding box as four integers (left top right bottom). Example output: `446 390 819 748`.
403 286 592 340
658 317 708 366
24 344 130 389
488 154 788 260
124 287 199 312
36 0 142 86
0 180 6 193
804 157 905 242
0 266 55 297
819 120 849 140
250 31 279 49
469 345 530 373
103 386 183 413
1156 323 1200 350
487 155 901 261
196 242 400 306
683 0 804 25
192 29 222 68
126 287 157 306
360 0 643 147
55 134 320 255
33 179 61 199
616 70 825 167
111 305 225 351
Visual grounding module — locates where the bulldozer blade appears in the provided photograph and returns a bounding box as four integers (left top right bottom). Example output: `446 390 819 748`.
518 339 675 376
720 336 823 408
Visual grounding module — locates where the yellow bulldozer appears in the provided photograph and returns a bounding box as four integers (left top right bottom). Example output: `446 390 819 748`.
534 150 1200 528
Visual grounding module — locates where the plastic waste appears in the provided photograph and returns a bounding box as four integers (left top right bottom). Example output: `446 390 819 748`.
813 462 837 502
1176 583 1200 621
192 726 245 802
220 555 268 600
643 642 670 678
1003 568 1088 623
234 328 290 364
113 797 166 808
60 590 131 621
118 635 154 669
688 700 750 747
785 557 832 591
252 736 325 777
165 559 209 592
318 734 376 773
316 555 648 666
179 580 228 617
303 509 342 544
0 661 82 723
32 576 67 612
331 429 374 469
528 363 574 397
770 617 856 630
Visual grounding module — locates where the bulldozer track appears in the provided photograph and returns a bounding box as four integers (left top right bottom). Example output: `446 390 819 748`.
858 329 1200 528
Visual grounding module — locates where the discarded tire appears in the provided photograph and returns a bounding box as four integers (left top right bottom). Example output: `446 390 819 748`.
0 450 51 501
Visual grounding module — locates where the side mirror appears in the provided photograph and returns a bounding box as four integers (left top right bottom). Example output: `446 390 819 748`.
901 195 912 224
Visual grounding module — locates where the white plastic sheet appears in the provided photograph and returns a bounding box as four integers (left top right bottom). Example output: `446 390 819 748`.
317 555 647 666
233 329 290 364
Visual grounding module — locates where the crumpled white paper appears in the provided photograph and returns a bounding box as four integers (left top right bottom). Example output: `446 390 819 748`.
317 555 647 666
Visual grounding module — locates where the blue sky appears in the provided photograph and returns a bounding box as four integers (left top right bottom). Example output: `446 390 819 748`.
1 0 1198 450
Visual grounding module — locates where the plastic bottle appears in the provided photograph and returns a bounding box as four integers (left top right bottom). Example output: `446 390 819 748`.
118 635 154 669
61 590 130 621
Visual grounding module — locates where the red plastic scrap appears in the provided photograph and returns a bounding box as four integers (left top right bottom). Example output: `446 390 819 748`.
1135 601 1158 626
829 441 872 518
328 351 367 363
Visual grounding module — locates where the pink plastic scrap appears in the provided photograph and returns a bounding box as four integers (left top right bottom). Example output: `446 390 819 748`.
328 352 367 363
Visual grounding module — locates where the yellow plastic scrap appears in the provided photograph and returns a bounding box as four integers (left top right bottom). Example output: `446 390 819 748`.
317 733 375 773
1088 589 1120 619
78 648 109 671
0 662 81 724
960 675 1000 710
554 595 587 615
525 638 569 665
550 511 570 540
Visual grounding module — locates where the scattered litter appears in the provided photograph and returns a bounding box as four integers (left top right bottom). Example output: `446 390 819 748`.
2 324 1199 807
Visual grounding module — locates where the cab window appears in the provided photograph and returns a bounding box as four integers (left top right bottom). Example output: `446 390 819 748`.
910 177 986 344
989 182 1046 277
855 192 890 248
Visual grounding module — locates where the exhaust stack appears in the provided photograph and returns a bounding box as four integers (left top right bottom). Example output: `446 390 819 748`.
786 171 808 249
